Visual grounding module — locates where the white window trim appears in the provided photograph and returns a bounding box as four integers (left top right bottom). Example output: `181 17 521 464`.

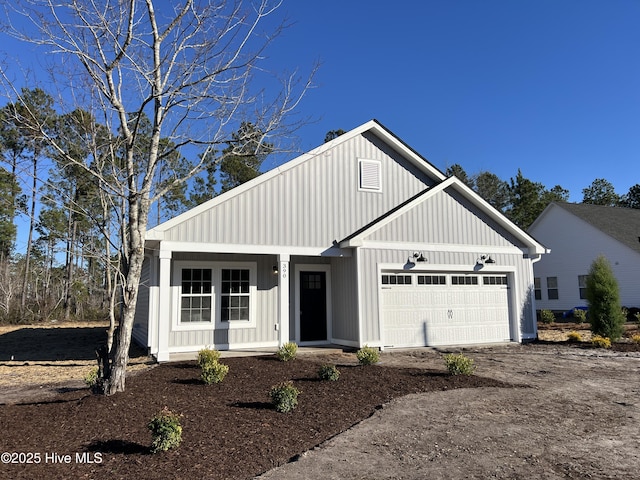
358 158 382 192
173 261 257 331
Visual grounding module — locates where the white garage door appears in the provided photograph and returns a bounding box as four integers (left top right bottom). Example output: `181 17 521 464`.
381 272 511 348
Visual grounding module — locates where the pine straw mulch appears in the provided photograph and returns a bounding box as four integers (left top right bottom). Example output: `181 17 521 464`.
1 354 509 480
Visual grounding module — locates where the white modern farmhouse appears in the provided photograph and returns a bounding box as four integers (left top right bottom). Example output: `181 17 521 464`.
528 202 640 313
134 120 547 361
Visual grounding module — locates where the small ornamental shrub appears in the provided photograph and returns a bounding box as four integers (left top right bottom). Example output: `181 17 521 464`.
540 310 555 324
201 361 229 385
148 407 183 453
567 331 582 343
276 342 298 362
631 334 640 344
572 309 587 324
270 381 300 413
84 366 99 388
591 335 612 349
444 353 476 376
356 345 380 365
318 364 340 381
635 312 640 324
585 256 625 341
197 347 221 368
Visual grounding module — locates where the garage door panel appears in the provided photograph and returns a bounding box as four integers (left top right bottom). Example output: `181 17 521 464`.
382 272 510 348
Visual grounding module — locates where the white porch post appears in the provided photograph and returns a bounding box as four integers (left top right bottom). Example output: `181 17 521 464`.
278 254 290 347
156 248 172 362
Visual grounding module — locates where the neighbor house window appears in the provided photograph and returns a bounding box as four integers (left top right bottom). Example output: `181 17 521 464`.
578 275 588 299
180 268 212 322
221 269 250 321
359 159 382 192
534 277 542 300
547 276 559 300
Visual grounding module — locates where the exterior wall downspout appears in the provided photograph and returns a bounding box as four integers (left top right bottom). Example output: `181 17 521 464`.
278 254 290 347
156 248 172 362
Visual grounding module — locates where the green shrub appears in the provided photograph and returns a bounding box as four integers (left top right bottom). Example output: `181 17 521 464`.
197 347 221 368
585 256 625 341
443 353 476 376
572 309 587 324
269 381 300 413
591 335 611 349
356 345 380 365
318 364 340 381
201 361 229 385
148 407 183 453
276 342 298 362
634 312 640 324
567 331 582 343
84 366 99 388
540 310 555 324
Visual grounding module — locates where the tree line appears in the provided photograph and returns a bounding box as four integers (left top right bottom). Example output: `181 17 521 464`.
443 163 640 230
0 88 271 325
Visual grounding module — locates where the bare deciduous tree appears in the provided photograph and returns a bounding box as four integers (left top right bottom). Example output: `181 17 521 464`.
3 0 314 394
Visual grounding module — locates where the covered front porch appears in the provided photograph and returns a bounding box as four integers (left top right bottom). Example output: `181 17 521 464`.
142 240 357 362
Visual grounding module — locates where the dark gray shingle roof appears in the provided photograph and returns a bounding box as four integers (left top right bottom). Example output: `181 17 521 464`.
555 202 640 254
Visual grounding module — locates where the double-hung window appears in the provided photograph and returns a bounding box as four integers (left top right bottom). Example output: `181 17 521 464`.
578 275 588 299
547 276 559 300
180 268 212 323
221 269 250 322
534 277 542 300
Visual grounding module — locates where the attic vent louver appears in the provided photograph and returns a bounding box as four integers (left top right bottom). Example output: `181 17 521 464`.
359 159 382 192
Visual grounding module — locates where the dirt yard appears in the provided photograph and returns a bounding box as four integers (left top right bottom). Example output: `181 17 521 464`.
1 321 639 479
260 342 640 479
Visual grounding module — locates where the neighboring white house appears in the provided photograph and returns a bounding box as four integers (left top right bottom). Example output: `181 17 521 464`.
528 202 640 313
134 119 547 361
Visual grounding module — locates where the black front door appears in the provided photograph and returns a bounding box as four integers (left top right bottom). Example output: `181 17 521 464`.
300 271 327 342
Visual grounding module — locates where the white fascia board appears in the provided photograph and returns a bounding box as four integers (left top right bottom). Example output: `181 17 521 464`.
154 241 352 257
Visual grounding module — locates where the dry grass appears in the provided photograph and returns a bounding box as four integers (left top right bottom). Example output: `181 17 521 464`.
0 322 152 389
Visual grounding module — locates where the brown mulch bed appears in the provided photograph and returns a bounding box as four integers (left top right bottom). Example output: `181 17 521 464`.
0 355 508 480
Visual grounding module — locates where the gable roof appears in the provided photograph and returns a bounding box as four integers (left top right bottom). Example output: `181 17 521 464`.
532 202 640 255
147 119 446 239
341 176 548 255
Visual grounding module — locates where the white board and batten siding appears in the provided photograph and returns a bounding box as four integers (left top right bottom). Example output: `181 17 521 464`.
353 184 539 348
152 131 439 249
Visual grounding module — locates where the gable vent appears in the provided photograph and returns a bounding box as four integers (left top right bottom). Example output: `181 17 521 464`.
359 159 382 192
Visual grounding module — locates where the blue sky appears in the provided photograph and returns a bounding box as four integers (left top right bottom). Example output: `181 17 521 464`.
263 0 640 202
2 1 639 254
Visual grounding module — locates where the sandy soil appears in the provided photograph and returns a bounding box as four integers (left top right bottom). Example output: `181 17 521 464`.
0 322 152 404
258 343 640 479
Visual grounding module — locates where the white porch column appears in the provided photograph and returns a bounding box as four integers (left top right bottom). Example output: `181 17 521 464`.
156 248 172 362
278 254 290 347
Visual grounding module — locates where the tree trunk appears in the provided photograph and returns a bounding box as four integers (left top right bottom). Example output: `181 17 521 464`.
21 154 38 313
